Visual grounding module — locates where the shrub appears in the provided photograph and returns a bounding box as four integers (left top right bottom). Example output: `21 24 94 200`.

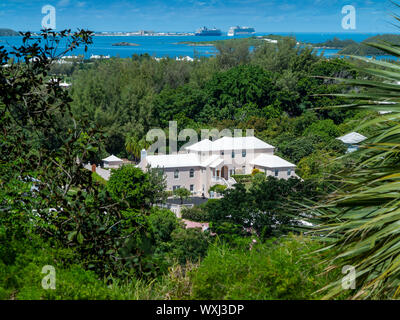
231 174 252 184
181 206 210 222
147 208 180 243
208 184 227 195
107 165 165 209
173 187 191 204
190 235 340 300
169 228 210 265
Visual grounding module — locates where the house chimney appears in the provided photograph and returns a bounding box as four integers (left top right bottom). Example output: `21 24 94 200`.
140 149 147 162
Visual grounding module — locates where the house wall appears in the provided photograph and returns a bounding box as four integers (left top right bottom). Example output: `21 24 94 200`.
254 165 296 180
103 161 123 169
164 167 203 195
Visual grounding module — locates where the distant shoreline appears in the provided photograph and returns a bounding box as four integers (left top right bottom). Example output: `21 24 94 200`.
112 42 140 46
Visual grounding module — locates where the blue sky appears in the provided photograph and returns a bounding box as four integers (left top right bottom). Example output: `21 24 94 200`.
0 0 397 33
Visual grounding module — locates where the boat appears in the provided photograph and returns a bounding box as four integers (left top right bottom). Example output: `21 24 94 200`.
195 26 222 36
227 26 255 36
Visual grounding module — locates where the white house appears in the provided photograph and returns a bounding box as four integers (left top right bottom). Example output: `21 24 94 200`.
337 132 367 153
102 154 124 168
138 136 297 197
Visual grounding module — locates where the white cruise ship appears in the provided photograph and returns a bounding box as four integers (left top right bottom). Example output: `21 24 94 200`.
228 26 255 36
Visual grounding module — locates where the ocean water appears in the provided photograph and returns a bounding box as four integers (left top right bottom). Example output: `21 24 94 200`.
0 32 393 59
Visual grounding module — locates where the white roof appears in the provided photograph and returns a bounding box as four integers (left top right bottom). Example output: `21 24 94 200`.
337 132 367 144
102 154 123 162
209 158 224 168
250 154 296 169
186 139 214 152
186 136 274 152
145 153 202 168
200 154 221 167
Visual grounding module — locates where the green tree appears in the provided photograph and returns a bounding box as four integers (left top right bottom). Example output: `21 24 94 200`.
107 165 166 209
125 134 150 162
199 65 274 122
207 178 319 239
0 30 150 277
215 39 250 69
173 187 191 204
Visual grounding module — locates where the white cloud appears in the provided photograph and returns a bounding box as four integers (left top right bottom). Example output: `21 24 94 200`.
57 0 70 7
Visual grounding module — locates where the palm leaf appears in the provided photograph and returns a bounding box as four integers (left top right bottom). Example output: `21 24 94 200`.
307 21 400 299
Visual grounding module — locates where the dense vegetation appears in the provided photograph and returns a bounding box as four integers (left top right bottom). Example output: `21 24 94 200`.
305 39 400 299
314 37 357 49
1 25 394 300
67 37 361 165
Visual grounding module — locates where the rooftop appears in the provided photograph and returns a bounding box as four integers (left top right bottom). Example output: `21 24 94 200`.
145 153 202 168
185 136 275 152
102 154 123 162
337 132 367 144
250 154 296 169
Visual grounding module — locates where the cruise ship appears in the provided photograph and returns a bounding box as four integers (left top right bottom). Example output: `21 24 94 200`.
228 26 256 36
195 26 222 36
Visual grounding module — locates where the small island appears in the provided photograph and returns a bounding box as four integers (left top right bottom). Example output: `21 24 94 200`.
0 28 19 36
338 34 400 56
112 42 140 46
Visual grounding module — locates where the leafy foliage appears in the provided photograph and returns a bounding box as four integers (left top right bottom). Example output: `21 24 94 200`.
206 177 321 240
190 235 339 300
305 37 400 299
107 165 166 209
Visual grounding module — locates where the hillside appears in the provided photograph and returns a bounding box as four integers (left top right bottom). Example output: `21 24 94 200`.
313 37 357 49
339 34 400 56
0 28 19 36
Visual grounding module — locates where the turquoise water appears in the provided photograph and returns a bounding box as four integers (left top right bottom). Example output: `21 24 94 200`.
0 32 395 59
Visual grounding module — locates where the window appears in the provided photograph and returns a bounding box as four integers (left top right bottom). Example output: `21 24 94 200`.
288 169 292 176
173 185 180 191
190 185 194 192
190 168 194 178
242 166 246 174
275 169 279 177
174 169 179 179
232 151 235 158
242 149 246 157
220 151 224 156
